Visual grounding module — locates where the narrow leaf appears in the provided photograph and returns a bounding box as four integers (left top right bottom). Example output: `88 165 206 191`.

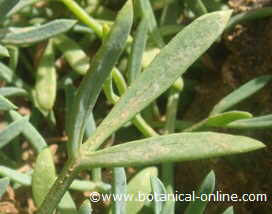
32 148 77 212
32 148 56 207
81 132 264 168
83 10 233 151
53 34 90 75
1 19 77 45
150 176 167 214
222 206 234 214
226 7 272 31
0 177 10 198
35 40 57 111
78 200 93 214
0 95 17 110
0 87 27 97
126 167 158 214
112 168 127 214
0 0 20 21
0 166 30 185
204 111 252 127
68 0 133 158
0 165 110 192
127 17 148 84
137 0 165 47
210 75 272 115
0 44 9 57
0 61 28 88
9 110 47 152
70 180 111 192
185 171 215 214
0 116 28 149
226 114 272 129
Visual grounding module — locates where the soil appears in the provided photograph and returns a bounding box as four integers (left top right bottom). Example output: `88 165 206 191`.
175 1 272 213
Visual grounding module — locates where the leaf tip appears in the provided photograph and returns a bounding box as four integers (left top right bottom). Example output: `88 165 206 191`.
218 10 233 26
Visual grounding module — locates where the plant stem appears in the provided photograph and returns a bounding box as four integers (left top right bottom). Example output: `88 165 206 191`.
36 159 80 214
60 0 103 38
103 68 158 138
162 88 180 213
186 0 208 17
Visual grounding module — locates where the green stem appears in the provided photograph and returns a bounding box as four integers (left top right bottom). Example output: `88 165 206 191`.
60 0 103 38
182 119 207 132
186 0 208 17
36 159 80 214
103 68 158 138
162 88 180 213
226 7 272 32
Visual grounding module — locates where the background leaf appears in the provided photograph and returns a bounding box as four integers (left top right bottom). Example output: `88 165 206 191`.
32 148 77 213
222 206 234 214
0 177 10 198
0 0 20 22
210 75 272 115
126 167 158 214
0 95 17 110
111 167 127 214
150 176 167 214
35 40 57 111
78 200 93 214
204 111 252 127
53 34 90 75
184 171 215 214
226 114 272 129
9 110 47 152
1 19 77 45
0 87 27 97
0 116 28 149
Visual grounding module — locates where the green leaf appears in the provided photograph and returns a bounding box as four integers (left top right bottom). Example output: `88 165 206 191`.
204 111 252 127
70 179 111 192
0 87 28 97
137 0 164 47
0 0 20 22
210 75 272 115
80 132 264 168
0 116 28 149
0 166 30 186
226 114 272 129
53 34 90 75
0 95 17 110
127 17 148 84
0 44 9 57
184 171 215 214
32 148 56 207
226 7 272 31
1 19 77 45
9 110 47 152
32 148 77 212
126 167 158 214
185 0 208 17
35 40 57 111
0 62 28 88
0 177 10 198
68 0 133 158
150 176 167 214
58 193 77 214
111 168 127 214
83 10 232 151
222 206 234 214
78 200 93 214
